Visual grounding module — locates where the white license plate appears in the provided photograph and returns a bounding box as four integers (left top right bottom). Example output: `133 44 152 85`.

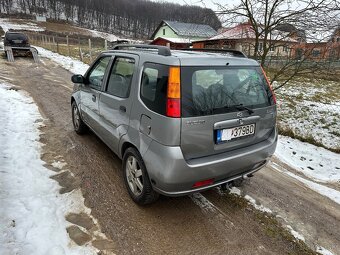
216 124 255 143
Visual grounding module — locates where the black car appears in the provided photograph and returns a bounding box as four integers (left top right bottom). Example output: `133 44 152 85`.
4 32 30 47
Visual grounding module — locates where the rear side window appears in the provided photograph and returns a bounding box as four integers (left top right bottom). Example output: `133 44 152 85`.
181 66 273 117
140 63 168 115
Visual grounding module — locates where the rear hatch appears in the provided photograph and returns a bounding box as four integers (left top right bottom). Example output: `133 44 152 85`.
180 65 276 160
5 33 29 47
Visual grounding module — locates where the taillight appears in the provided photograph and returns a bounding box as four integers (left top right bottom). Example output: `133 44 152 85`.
261 66 276 104
192 179 214 188
166 66 181 117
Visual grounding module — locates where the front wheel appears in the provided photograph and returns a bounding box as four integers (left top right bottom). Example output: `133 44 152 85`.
123 148 159 205
71 101 87 134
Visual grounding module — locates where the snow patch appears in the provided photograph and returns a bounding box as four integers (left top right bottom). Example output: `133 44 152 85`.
275 136 340 183
230 187 241 196
0 83 96 255
0 18 45 32
51 160 67 170
285 171 340 205
316 246 335 255
286 225 305 241
35 46 89 75
244 195 273 214
271 163 340 205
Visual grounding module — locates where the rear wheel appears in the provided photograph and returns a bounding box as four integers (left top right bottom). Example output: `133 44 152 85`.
71 101 87 134
123 148 159 205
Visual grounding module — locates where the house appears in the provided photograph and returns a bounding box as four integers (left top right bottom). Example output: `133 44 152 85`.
192 21 298 58
293 28 340 60
150 20 217 49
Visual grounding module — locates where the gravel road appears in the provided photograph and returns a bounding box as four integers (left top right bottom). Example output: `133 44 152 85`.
1 57 339 255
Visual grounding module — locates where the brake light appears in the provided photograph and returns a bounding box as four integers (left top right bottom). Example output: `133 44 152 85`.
193 179 214 188
166 67 181 117
261 66 276 104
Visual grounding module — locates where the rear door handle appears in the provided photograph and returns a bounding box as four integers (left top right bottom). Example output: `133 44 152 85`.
119 105 126 112
92 94 96 102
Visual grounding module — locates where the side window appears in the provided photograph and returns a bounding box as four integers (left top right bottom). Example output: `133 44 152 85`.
140 63 168 115
87 57 110 90
106 57 135 98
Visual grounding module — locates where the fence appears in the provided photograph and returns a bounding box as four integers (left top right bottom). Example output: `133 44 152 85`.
26 32 109 64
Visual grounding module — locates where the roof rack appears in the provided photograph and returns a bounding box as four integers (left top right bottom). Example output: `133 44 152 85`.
181 48 247 58
111 44 171 56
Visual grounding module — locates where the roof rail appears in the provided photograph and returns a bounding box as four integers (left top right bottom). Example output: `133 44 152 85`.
111 44 171 56
181 48 247 58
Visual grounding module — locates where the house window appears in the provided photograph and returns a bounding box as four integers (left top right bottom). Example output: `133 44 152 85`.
337 37 340 42
283 46 289 52
163 29 165 36
312 49 321 57
269 45 275 52
258 42 263 51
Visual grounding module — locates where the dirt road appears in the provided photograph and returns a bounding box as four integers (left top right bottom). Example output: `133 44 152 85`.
1 57 339 255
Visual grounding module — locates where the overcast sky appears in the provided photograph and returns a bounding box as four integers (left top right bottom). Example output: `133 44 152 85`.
154 0 229 11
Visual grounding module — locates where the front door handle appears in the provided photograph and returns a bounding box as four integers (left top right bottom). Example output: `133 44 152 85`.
119 105 126 112
92 94 96 102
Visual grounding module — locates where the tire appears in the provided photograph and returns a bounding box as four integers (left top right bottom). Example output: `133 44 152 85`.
123 147 159 205
71 101 87 134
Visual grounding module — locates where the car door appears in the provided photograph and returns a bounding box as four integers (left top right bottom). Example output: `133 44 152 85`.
98 55 138 154
80 56 111 132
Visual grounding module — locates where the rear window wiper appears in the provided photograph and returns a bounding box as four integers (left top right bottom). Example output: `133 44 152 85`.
234 104 254 115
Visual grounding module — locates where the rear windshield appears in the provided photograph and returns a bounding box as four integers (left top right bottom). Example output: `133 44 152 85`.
6 33 28 41
181 66 274 117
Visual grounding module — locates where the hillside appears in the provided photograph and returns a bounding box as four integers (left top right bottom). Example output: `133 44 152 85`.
0 0 221 39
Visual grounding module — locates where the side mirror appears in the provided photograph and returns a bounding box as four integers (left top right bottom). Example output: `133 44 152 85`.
71 74 85 84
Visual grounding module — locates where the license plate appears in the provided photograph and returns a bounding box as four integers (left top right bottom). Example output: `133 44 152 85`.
216 124 255 143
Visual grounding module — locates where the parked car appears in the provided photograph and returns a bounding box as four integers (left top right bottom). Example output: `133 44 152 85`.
4 31 30 48
71 45 278 205
3 31 37 59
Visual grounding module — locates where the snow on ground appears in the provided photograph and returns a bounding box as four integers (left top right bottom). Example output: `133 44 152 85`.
0 18 45 32
0 83 96 255
316 246 335 255
35 46 89 75
230 187 307 244
51 160 68 170
271 162 340 205
88 29 121 42
275 136 340 183
276 79 340 151
244 194 273 214
286 225 305 241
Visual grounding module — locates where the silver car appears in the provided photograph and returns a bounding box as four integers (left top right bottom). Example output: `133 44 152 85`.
71 45 277 205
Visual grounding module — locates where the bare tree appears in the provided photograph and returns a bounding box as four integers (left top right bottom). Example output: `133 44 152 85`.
216 0 340 89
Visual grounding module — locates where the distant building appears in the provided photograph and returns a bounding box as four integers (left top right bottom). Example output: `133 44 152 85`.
293 28 340 60
192 21 298 58
150 20 217 49
36 15 46 22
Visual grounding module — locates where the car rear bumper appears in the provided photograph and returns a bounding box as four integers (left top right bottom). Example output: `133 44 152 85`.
143 128 277 196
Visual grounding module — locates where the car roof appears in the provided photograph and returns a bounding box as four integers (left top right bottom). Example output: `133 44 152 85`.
102 48 259 66
5 32 27 35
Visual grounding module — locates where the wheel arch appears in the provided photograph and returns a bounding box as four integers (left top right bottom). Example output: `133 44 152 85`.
120 141 138 159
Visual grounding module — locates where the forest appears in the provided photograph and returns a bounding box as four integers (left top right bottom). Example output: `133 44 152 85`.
0 0 222 38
